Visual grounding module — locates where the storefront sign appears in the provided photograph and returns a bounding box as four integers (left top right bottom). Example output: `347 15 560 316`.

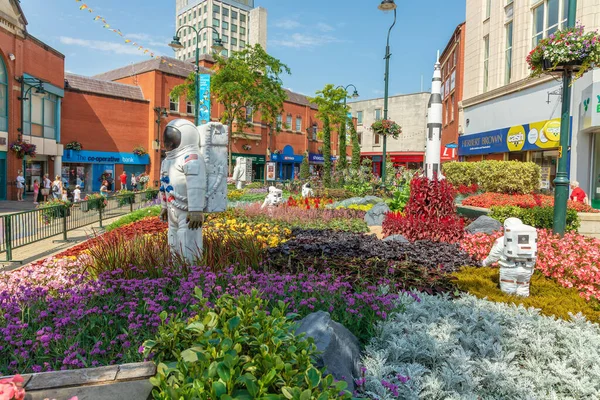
308 153 335 164
271 154 304 163
198 74 211 125
459 117 568 156
266 162 276 181
231 153 265 164
62 150 150 165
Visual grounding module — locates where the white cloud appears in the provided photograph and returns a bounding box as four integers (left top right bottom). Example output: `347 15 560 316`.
270 33 341 49
122 33 170 48
274 18 302 30
59 36 158 56
126 33 151 41
317 22 334 32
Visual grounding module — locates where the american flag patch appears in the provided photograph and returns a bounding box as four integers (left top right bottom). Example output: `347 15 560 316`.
184 154 198 163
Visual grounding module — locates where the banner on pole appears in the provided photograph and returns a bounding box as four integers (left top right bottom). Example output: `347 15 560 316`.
199 74 211 125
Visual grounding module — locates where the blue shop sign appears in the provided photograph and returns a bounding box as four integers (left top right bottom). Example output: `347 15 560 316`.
271 153 304 163
308 153 336 164
63 149 150 165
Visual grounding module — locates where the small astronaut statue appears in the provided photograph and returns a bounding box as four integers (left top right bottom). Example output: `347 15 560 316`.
261 186 283 209
482 217 538 297
232 159 244 190
159 119 207 263
301 182 314 198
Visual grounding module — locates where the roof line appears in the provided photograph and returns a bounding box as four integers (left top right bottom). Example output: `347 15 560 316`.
65 73 141 89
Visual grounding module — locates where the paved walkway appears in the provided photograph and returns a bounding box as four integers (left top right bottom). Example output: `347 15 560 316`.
0 201 37 215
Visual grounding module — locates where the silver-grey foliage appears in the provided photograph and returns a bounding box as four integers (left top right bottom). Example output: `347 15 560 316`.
361 293 600 400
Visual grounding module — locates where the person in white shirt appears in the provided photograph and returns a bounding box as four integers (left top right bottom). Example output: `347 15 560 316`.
42 174 52 202
15 171 25 201
73 185 82 203
131 173 137 191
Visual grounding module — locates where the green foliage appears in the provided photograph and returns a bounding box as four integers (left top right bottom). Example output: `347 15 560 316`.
489 205 580 232
349 122 361 172
299 154 310 180
116 190 135 207
313 188 353 200
388 184 410 212
105 206 162 232
442 161 541 194
453 267 600 323
145 189 159 201
338 123 348 171
144 290 352 399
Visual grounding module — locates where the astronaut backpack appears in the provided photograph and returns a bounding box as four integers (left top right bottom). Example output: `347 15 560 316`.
198 122 229 213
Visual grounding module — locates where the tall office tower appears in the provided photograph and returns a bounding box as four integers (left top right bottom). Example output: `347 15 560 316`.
174 0 267 60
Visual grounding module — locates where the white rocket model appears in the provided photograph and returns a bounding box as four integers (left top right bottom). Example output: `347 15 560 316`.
425 51 443 180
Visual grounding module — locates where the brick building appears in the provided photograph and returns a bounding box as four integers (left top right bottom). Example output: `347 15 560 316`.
439 22 465 164
0 0 65 200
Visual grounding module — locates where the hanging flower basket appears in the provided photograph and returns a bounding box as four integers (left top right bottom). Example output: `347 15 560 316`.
10 140 36 159
527 24 600 80
371 119 402 139
65 141 83 151
133 146 147 156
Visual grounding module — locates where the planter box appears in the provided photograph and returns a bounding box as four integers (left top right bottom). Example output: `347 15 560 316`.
1 362 156 400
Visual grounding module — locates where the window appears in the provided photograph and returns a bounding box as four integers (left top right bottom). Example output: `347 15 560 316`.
240 40 246 48
232 10 238 19
187 101 194 114
505 21 513 84
178 18 182 27
203 32 207 40
170 96 179 112
276 114 282 129
0 58 7 131
375 109 381 121
286 114 292 129
450 94 455 122
213 5 220 14
213 19 220 27
312 123 318 140
193 10 196 18
203 4 207 13
246 106 253 122
357 111 363 125
483 35 490 92
222 35 229 43
533 0 568 46
203 19 207 27
223 21 229 30
240 14 246 22
485 0 491 19
183 15 187 23
231 37 237 46
222 8 229 17
203 46 207 54
295 117 302 132
23 89 57 139
357 132 362 146
231 24 238 33
240 27 246 35
193 37 196 45
374 132 380 145
221 49 228 56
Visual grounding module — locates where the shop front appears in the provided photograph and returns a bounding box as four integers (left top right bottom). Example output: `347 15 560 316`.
62 150 150 193
231 152 266 181
308 153 335 177
581 80 600 209
361 152 424 176
270 145 304 181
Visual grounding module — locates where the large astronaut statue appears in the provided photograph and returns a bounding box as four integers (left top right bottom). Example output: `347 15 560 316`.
482 218 538 297
232 158 244 190
261 186 283 209
301 182 314 198
159 119 228 263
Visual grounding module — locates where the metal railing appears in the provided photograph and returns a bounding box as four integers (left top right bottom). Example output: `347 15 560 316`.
0 190 159 261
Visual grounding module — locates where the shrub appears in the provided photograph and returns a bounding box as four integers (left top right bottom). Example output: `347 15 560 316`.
360 292 600 399
463 192 598 213
116 190 135 207
144 189 159 201
453 267 600 323
314 187 352 200
105 206 161 231
442 161 541 194
388 184 410 212
489 205 580 232
144 290 352 399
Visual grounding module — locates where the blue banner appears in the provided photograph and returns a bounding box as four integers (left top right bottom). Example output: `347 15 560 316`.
198 74 211 125
308 153 335 164
63 150 150 165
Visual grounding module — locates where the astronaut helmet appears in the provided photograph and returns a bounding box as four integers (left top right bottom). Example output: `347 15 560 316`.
164 119 200 151
504 217 523 231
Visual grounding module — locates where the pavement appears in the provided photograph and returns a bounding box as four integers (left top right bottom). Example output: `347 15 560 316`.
0 200 37 215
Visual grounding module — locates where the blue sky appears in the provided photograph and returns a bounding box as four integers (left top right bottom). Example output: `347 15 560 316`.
21 0 466 98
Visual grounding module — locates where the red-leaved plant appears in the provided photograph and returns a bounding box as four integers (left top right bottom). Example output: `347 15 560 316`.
383 177 465 243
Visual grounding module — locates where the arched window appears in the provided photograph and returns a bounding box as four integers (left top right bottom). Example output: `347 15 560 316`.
0 57 7 131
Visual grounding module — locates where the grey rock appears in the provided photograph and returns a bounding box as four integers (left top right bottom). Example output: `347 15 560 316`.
296 311 361 392
383 234 409 243
365 202 391 226
465 216 502 234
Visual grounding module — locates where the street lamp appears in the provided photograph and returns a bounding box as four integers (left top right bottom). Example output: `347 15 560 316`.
169 25 225 126
553 0 577 236
378 0 397 184
336 84 359 168
17 76 46 140
153 107 168 151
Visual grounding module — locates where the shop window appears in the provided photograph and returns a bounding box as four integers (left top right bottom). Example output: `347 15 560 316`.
295 117 302 132
170 96 179 112
357 111 363 125
23 88 57 139
0 58 7 131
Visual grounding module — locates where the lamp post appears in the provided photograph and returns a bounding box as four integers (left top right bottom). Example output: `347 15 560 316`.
336 84 359 169
153 107 168 151
17 76 46 140
552 0 577 236
169 26 224 126
378 0 397 184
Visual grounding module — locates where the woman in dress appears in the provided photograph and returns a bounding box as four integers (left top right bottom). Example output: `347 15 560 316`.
15 171 25 201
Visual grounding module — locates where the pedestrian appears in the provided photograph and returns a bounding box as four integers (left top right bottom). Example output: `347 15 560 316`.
73 185 82 203
32 179 39 205
100 180 109 197
120 171 127 191
42 174 51 202
570 181 589 205
51 175 62 200
61 189 68 202
131 173 137 191
15 171 25 201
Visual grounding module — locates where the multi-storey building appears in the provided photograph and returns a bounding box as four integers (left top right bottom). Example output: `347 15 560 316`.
349 93 429 176
461 0 600 208
174 0 267 60
439 22 466 163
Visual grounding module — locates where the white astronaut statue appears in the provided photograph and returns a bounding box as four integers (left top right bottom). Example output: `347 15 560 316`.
301 182 314 198
482 218 538 297
261 186 283 209
160 119 207 263
232 158 244 190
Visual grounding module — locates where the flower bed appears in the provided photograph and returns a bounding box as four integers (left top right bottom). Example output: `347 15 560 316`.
286 195 333 209
462 230 600 301
462 192 598 213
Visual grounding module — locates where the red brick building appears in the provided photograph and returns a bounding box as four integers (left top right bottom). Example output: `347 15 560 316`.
0 0 65 200
439 22 465 164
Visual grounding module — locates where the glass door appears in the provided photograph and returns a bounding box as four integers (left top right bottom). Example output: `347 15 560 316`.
592 134 600 210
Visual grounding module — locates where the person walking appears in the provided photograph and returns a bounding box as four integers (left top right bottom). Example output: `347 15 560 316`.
131 173 137 191
42 174 51 202
32 179 39 205
120 171 127 191
100 180 109 197
51 175 63 200
73 185 82 203
15 171 25 201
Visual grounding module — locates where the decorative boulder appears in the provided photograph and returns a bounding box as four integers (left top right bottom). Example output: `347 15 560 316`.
465 216 502 235
296 311 361 392
383 234 409 243
365 202 391 226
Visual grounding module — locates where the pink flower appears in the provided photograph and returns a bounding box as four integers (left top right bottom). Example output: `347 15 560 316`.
0 375 25 400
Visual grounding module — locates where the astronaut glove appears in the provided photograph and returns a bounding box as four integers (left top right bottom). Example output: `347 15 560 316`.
186 211 204 230
159 208 168 223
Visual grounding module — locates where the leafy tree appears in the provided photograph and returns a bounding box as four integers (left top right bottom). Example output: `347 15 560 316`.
170 44 291 174
350 122 361 172
308 84 347 187
299 152 310 180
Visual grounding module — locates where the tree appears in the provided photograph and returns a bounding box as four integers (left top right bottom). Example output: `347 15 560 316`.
350 122 361 172
338 122 348 170
308 84 347 187
299 152 310 180
170 44 291 174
